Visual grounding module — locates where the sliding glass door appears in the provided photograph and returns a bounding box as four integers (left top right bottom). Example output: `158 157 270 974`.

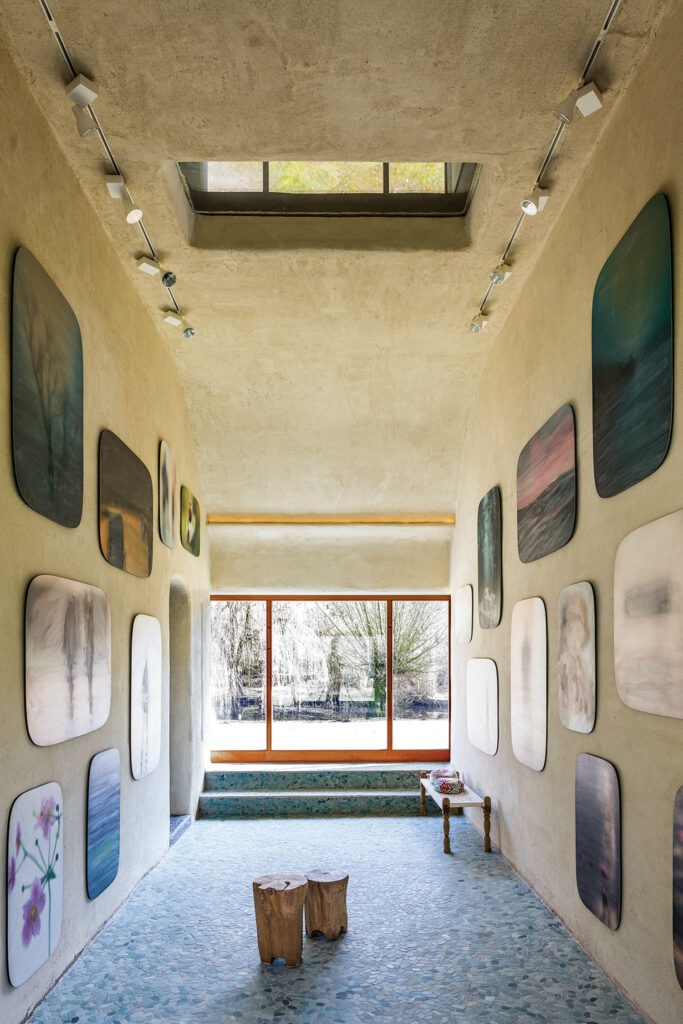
209 596 450 762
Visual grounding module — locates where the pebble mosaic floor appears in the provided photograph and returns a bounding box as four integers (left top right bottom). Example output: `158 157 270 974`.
27 816 647 1024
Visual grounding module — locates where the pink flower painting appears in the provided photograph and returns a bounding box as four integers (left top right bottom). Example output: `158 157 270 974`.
22 879 45 947
35 796 57 839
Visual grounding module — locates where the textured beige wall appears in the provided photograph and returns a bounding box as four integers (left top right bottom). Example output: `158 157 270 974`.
0 34 209 1024
450 7 682 1024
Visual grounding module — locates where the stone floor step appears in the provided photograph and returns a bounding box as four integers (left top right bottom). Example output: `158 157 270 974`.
203 767 425 793
197 789 441 818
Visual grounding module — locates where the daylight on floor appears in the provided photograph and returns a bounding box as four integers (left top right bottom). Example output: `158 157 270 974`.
0 1 681 1023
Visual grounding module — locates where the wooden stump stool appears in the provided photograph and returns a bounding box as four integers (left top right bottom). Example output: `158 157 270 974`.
252 873 308 967
305 869 349 940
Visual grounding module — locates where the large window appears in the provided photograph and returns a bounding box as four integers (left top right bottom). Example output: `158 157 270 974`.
209 596 450 761
177 161 480 216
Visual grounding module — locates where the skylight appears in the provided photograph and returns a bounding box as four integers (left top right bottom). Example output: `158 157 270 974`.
177 161 480 216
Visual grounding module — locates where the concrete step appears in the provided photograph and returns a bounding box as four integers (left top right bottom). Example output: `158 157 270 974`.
203 767 423 793
197 789 441 819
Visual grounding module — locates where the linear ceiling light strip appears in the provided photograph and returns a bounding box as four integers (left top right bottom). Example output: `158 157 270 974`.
37 0 183 317
472 0 623 327
207 515 456 526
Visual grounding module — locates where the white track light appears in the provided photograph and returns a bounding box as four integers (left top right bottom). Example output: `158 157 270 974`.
469 313 489 334
163 311 184 327
137 257 161 276
72 105 96 138
490 263 512 286
554 82 603 124
65 74 98 107
520 187 548 216
105 175 143 223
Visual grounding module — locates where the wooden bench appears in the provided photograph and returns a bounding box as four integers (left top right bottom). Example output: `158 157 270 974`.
419 771 491 854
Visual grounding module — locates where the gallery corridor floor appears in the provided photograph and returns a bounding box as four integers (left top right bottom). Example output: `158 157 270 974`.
27 816 647 1024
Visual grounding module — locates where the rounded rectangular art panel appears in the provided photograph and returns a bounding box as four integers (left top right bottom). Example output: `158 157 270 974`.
159 440 177 549
180 485 201 556
517 404 576 563
510 597 547 771
99 429 153 577
131 614 163 779
87 748 121 899
477 486 502 629
575 753 621 931
454 585 473 644
614 509 683 720
26 574 111 746
557 581 596 733
674 786 683 989
7 782 63 987
466 658 498 755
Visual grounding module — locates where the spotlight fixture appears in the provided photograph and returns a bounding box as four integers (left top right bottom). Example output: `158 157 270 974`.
105 174 143 224
161 271 176 288
182 326 196 339
65 73 98 107
554 82 603 124
520 187 548 216
490 263 512 286
72 105 96 138
469 313 489 334
136 256 161 276
163 311 184 327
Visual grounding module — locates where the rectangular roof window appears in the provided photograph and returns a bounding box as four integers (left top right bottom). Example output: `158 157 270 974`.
177 161 480 216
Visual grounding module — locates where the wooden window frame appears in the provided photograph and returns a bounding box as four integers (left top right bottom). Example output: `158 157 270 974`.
209 595 451 764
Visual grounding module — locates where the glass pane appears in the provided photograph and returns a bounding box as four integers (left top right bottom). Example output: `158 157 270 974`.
392 600 449 749
272 601 387 750
209 600 267 749
389 162 444 194
269 162 384 194
206 162 263 192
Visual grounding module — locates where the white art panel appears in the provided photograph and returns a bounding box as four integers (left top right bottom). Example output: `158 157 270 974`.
454 585 473 644
159 440 176 549
7 782 63 987
131 615 163 779
466 658 498 755
510 596 547 771
614 509 683 719
26 575 111 746
558 582 596 733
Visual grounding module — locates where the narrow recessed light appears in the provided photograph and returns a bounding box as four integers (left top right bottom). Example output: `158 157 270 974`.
137 257 161 276
469 313 489 334
520 187 548 216
163 311 183 327
65 73 98 107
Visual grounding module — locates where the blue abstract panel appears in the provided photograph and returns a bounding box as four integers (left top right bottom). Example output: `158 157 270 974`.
675 787 683 989
592 193 673 498
12 247 83 527
575 754 620 930
87 748 120 900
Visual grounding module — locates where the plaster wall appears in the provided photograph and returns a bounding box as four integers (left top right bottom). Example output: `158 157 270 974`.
450 6 682 1023
0 33 210 1024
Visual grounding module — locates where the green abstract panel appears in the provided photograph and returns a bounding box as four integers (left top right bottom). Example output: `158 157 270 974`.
592 193 673 497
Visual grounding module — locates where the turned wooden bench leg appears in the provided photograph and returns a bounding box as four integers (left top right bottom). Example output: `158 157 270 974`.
442 797 451 854
483 796 491 852
420 781 426 816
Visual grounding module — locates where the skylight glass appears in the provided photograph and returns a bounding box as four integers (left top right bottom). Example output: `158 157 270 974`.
269 161 384 194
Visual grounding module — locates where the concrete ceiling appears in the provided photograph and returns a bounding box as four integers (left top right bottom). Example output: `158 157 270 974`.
0 0 666 519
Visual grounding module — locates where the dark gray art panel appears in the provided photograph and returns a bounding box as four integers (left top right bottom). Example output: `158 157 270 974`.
12 247 83 527
575 754 620 930
477 486 501 629
675 786 683 989
592 193 673 498
517 405 576 563
87 748 120 900
99 430 153 577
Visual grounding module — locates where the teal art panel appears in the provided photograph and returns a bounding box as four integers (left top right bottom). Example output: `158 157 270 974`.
592 193 673 497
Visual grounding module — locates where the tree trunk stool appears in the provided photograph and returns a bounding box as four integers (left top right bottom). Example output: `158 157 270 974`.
252 873 308 967
305 869 349 940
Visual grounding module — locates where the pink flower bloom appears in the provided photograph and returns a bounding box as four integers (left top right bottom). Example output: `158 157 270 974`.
8 856 16 893
15 821 21 854
21 879 45 948
35 797 56 840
